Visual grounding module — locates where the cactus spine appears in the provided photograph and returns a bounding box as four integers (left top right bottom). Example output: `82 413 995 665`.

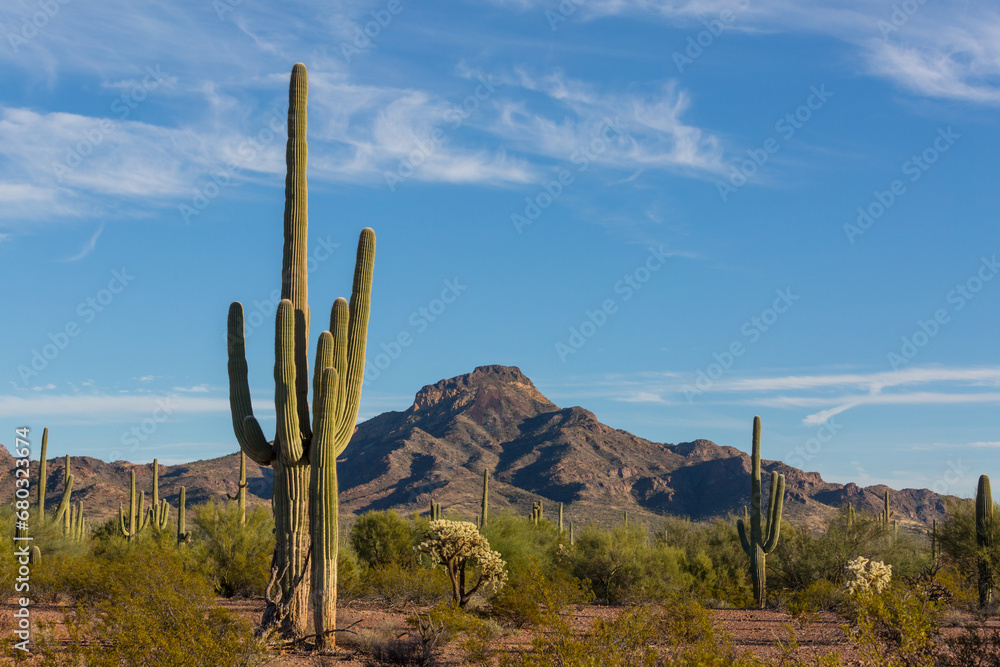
37 428 48 526
225 63 375 646
481 468 489 528
737 416 785 609
177 486 192 544
976 474 993 608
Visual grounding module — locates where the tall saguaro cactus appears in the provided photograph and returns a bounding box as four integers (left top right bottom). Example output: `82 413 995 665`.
976 474 994 608
481 468 489 528
118 469 150 540
226 62 375 647
37 428 48 525
737 416 785 609
177 486 191 545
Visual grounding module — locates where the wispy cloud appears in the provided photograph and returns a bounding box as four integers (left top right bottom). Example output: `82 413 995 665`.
58 223 104 262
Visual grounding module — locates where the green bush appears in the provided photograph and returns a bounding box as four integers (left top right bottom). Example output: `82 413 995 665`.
33 542 266 666
489 558 593 628
351 510 418 569
358 562 453 606
190 501 274 597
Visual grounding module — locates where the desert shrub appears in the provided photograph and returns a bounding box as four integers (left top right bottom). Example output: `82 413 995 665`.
190 501 274 597
33 542 266 666
481 514 564 576
660 595 717 646
657 516 754 607
783 578 844 616
937 496 1000 609
841 583 941 667
358 561 453 606
363 615 446 667
772 507 928 597
351 510 418 569
489 557 593 627
418 602 504 664
417 520 508 608
569 523 690 604
938 620 1000 667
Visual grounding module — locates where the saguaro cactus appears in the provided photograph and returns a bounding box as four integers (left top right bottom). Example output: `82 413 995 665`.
147 459 170 531
430 499 441 521
37 428 48 525
737 416 785 609
52 458 73 529
118 469 150 540
976 474 993 608
481 468 489 528
559 503 564 533
177 486 192 544
225 63 375 646
227 451 248 526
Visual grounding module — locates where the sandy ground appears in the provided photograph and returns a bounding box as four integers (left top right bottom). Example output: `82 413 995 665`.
3 596 997 666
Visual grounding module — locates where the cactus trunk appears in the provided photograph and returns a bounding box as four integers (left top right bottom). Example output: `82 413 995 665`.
225 63 375 646
177 486 191 544
37 428 48 526
976 475 993 608
736 416 785 609
481 468 489 528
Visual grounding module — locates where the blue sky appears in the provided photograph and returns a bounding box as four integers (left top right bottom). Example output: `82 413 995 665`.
1 0 998 497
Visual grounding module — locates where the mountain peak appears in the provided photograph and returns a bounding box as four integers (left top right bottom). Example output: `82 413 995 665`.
411 364 552 412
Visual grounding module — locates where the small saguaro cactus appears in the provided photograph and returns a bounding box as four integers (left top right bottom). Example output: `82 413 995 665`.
878 491 893 530
530 502 541 524
559 503 564 533
623 510 629 526
930 519 938 561
570 520 575 546
147 459 170 531
226 451 248 526
430 499 442 521
737 416 785 609
29 545 41 564
36 428 48 526
845 503 856 529
481 468 489 528
52 461 74 529
118 469 150 541
976 474 994 608
177 486 192 545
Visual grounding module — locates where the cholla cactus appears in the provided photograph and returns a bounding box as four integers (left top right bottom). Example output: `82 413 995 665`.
417 519 507 608
844 556 892 595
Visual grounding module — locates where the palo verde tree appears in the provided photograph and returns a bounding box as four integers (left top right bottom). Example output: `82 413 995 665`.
226 62 375 649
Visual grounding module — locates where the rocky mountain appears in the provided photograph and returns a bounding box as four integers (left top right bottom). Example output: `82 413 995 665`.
1 365 953 531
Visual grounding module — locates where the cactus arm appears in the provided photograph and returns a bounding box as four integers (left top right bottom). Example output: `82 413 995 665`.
53 474 73 523
330 298 349 427
312 331 334 437
118 502 128 535
228 303 276 465
64 454 70 484
762 473 785 553
737 518 752 555
275 299 304 463
334 229 375 451
37 427 48 525
310 367 340 650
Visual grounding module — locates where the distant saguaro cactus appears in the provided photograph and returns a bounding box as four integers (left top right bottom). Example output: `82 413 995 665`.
481 468 489 528
177 486 192 545
225 63 376 647
737 416 785 609
976 474 994 608
118 469 150 541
